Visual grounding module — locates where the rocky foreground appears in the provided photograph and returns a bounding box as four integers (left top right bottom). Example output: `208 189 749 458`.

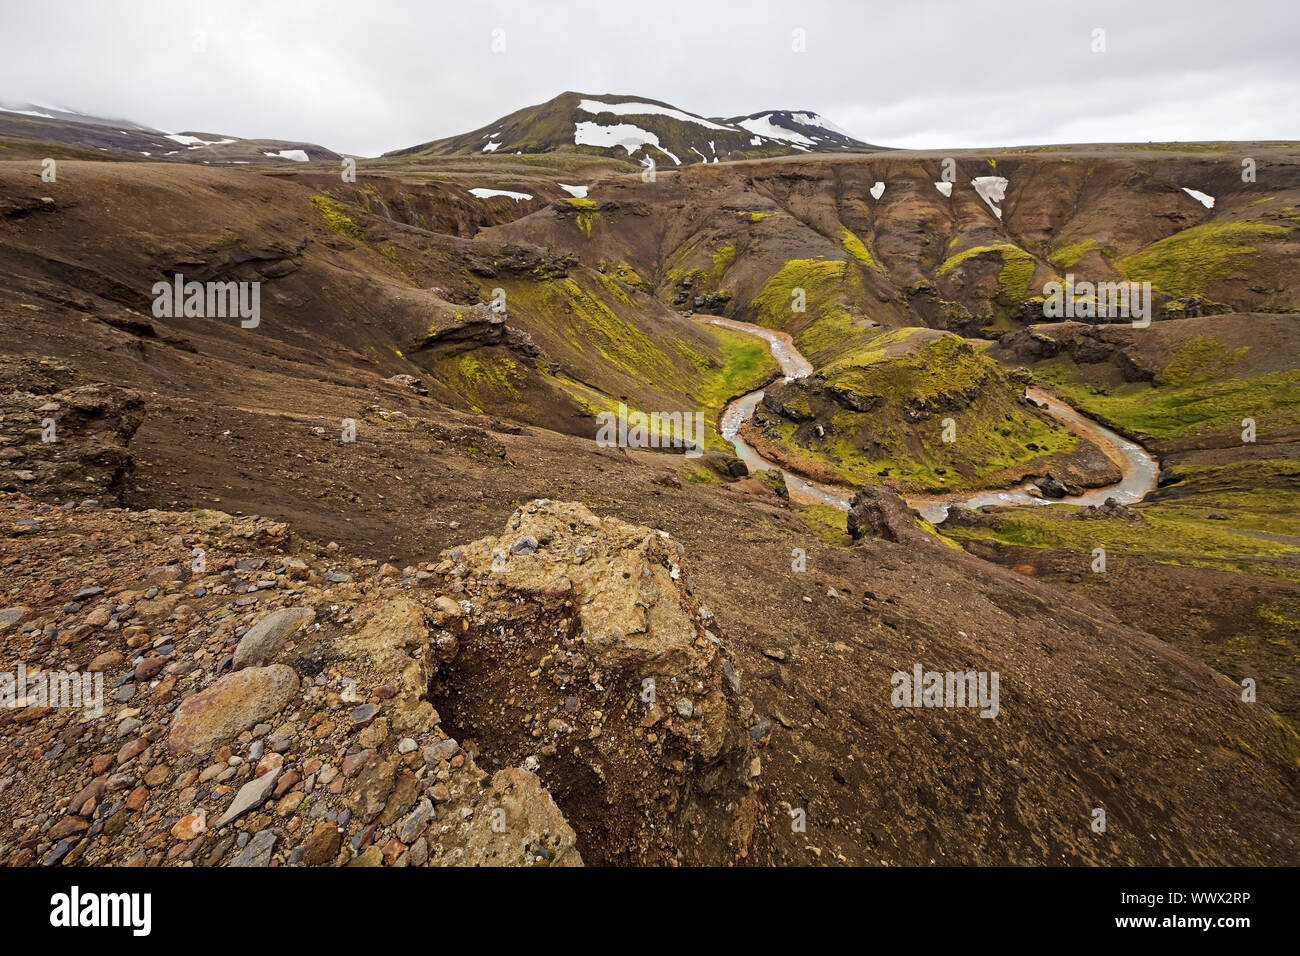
0 494 761 867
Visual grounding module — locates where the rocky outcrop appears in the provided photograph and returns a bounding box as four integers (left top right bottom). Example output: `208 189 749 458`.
0 493 760 867
426 499 762 865
0 359 144 504
847 486 925 543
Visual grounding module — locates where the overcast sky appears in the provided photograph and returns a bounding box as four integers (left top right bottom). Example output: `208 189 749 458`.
1 0 1297 156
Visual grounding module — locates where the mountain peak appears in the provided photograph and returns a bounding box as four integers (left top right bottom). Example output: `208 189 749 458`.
388 91 880 163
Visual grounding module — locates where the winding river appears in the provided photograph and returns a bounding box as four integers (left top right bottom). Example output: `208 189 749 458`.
696 315 1159 523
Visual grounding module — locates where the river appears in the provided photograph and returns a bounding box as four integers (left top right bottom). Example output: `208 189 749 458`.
695 315 1159 523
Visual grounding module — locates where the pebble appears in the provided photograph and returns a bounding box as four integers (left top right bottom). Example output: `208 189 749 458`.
229 829 276 866
510 536 539 556
350 703 379 727
423 739 458 765
214 768 281 828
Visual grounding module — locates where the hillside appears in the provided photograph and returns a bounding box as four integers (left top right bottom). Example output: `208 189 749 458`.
387 91 880 164
0 111 1298 869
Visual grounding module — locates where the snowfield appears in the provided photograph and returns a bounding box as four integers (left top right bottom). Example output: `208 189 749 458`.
971 175 1009 219
738 115 817 146
577 99 735 131
262 149 309 162
574 121 681 164
468 188 534 201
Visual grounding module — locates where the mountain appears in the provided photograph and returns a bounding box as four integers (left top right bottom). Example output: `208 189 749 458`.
0 101 339 165
386 90 880 164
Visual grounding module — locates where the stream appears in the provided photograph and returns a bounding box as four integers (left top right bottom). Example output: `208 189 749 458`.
695 315 1159 523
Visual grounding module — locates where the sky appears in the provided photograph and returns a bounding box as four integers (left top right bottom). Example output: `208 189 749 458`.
1 0 1297 157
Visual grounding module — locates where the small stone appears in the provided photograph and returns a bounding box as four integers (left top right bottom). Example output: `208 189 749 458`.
397 797 434 843
229 828 277 867
341 750 373 777
232 607 315 670
422 738 458 765
171 812 206 841
301 821 342 866
214 768 281 828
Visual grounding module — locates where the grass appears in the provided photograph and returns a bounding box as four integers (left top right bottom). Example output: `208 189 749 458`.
1048 237 1096 270
840 229 876 268
943 485 1300 581
1035 337 1300 441
1119 221 1289 299
758 329 1078 492
310 195 364 239
937 243 1036 302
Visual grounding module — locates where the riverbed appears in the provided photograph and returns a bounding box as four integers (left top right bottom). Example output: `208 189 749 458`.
695 315 1159 522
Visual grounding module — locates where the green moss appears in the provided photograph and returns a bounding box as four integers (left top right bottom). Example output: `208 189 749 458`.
797 504 852 546
711 243 737 276
1119 221 1289 299
761 329 1077 492
1158 335 1249 387
937 243 1036 302
1048 237 1096 270
567 197 600 237
1257 605 1300 633
839 229 876 267
690 325 780 411
310 194 364 239
1036 346 1300 441
750 259 872 364
944 495 1300 582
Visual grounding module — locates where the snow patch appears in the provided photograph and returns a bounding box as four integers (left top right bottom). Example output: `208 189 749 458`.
468 188 533 201
790 111 855 139
482 140 501 152
559 183 588 198
0 107 56 119
262 149 309 162
577 98 735 131
869 181 885 200
738 115 817 146
1181 187 1215 209
749 136 763 146
934 181 953 197
971 175 1008 219
167 133 236 148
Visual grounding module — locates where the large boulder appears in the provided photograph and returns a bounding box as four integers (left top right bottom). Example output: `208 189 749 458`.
428 499 760 864
847 486 923 543
167 664 299 755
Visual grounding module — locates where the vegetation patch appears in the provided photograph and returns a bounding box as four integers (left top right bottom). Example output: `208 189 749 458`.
1048 237 1096 270
839 229 876 267
310 194 364 239
937 243 1036 302
1119 221 1289 299
1035 338 1300 441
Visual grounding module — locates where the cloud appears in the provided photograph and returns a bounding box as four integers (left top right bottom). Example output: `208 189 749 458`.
0 0 1295 156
